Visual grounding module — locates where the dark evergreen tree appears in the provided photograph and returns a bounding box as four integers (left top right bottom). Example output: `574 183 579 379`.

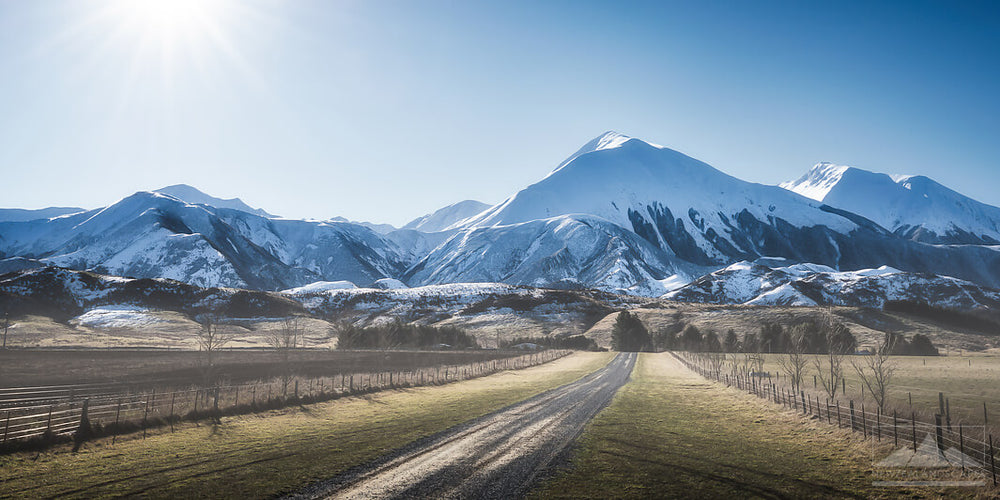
702 330 722 352
610 311 653 352
681 324 703 352
828 323 857 354
723 329 740 353
759 322 784 353
908 334 939 356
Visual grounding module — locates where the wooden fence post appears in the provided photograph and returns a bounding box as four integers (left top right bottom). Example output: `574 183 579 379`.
876 407 881 441
893 410 898 447
990 434 997 486
911 412 917 452
946 398 952 432
170 393 176 432
142 398 150 439
850 400 856 432
934 414 944 457
862 403 867 438
959 424 965 473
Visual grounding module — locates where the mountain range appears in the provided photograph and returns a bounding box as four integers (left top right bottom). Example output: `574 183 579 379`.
3 131 1000 311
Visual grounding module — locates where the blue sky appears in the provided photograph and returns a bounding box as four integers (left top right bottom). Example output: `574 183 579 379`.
1 0 998 225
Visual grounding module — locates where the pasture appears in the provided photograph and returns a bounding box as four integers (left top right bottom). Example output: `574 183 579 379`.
0 352 613 499
0 348 519 388
757 353 1000 426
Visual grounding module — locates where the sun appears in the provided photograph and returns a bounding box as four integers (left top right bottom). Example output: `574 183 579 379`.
106 0 233 52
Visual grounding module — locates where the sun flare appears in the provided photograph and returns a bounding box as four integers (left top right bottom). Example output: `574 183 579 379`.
107 0 232 50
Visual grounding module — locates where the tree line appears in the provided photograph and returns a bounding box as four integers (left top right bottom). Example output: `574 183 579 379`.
335 321 479 350
502 335 603 351
610 310 939 356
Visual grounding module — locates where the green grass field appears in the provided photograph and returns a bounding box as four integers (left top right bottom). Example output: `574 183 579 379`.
536 353 993 499
0 352 613 499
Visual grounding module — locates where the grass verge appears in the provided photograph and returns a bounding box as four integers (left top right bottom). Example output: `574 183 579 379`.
535 353 993 499
0 352 613 499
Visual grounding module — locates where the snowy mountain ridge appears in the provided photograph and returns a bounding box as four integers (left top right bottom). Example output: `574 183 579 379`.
154 184 276 218
3 131 1000 309
666 260 1000 310
402 200 491 233
781 163 1000 244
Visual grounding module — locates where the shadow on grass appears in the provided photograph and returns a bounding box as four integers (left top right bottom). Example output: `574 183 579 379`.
599 436 867 499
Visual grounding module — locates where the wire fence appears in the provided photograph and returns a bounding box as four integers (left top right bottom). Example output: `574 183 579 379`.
673 351 998 487
0 349 569 451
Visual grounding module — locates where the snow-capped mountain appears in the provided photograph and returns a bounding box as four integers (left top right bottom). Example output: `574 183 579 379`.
463 131 860 265
666 260 1000 310
0 191 407 290
154 184 275 218
453 131 1000 290
404 214 708 294
0 207 85 223
781 163 1000 244
402 200 491 233
3 131 1000 304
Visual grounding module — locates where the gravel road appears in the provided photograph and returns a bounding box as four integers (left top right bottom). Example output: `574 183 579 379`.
290 352 636 500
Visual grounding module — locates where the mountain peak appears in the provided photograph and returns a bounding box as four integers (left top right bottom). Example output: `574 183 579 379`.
402 199 491 232
781 163 1000 244
548 131 665 177
781 163 844 201
153 184 275 218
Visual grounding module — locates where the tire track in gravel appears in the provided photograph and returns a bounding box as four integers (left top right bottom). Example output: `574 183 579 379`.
289 352 636 500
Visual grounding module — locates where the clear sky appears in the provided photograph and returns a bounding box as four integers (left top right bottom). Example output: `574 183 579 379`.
1 0 998 226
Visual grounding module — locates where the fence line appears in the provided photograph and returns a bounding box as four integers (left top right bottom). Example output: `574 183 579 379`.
673 351 998 486
0 349 568 450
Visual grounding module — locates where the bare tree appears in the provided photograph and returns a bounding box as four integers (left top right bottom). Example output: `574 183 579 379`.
815 318 850 400
851 333 897 411
747 351 765 376
815 347 845 400
267 316 303 395
728 352 741 377
196 314 235 386
777 330 808 392
707 352 725 379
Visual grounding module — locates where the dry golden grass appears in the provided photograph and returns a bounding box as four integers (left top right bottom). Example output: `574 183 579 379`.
536 353 994 499
0 352 613 499
760 353 1000 427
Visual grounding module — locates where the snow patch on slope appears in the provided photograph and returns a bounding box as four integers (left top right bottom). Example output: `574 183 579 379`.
281 280 358 294
72 306 166 328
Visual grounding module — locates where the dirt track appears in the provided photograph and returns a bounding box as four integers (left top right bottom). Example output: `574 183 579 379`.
290 352 635 500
